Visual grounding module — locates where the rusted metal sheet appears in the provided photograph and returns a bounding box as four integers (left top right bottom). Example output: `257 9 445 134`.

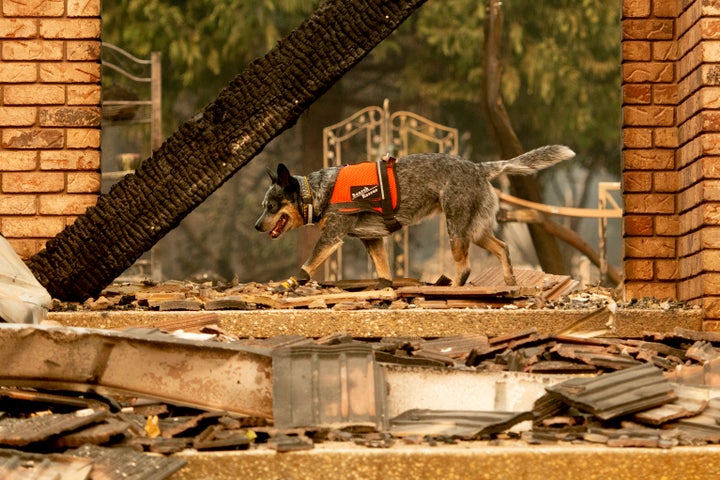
389 409 533 438
272 343 387 430
0 324 273 418
546 363 676 420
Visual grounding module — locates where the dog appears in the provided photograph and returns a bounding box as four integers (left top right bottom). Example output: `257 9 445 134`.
255 145 575 291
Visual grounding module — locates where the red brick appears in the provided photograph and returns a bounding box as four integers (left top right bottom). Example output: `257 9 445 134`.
0 107 37 127
623 41 651 61
625 236 676 258
67 41 101 61
624 84 652 104
0 63 38 83
624 281 677 300
66 172 100 193
653 42 677 62
0 195 37 215
68 0 101 17
623 62 674 83
1 172 64 193
66 128 100 148
39 107 101 127
39 194 96 214
624 128 652 148
39 19 101 39
623 171 652 191
67 85 100 105
624 215 654 235
653 0 679 18
4 84 65 105
624 259 654 280
0 18 37 38
623 149 676 169
624 106 675 126
623 19 674 40
40 150 100 170
2 40 63 61
0 151 38 170
2 0 64 17
653 84 678 104
702 133 720 154
1 216 65 237
624 192 675 214
654 128 678 148
653 171 679 192
656 259 679 280
39 63 100 83
655 215 680 236
702 18 720 40
623 0 651 18
2 128 64 149
5 238 42 259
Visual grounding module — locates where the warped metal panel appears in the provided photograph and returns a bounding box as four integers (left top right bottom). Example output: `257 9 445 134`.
0 324 273 418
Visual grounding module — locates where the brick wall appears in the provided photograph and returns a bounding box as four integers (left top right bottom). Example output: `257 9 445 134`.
622 0 720 328
0 0 101 259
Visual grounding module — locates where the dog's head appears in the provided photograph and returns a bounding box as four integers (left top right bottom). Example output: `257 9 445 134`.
254 163 306 238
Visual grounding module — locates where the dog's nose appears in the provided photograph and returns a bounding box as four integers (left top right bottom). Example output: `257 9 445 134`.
254 219 263 231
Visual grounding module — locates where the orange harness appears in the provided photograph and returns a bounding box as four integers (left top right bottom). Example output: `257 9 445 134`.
330 158 401 232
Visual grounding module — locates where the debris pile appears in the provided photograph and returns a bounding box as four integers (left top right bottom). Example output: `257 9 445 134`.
54 267 584 313
1 324 720 477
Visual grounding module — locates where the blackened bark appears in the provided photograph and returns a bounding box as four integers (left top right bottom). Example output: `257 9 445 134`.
28 0 428 300
482 0 566 275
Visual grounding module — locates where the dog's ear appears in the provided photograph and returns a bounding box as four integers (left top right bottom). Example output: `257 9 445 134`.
266 167 277 183
276 163 292 188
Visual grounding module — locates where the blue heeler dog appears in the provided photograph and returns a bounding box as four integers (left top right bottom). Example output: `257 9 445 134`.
255 145 575 291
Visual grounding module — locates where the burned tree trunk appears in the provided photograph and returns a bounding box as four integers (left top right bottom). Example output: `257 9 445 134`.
28 0 428 301
482 0 566 275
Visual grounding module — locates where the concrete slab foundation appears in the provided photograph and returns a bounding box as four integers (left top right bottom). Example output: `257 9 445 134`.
48 307 702 338
174 443 720 480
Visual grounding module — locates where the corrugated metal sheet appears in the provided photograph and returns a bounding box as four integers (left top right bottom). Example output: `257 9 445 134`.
545 363 676 420
272 343 387 430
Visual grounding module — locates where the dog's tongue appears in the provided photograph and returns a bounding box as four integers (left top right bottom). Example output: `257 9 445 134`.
270 215 287 238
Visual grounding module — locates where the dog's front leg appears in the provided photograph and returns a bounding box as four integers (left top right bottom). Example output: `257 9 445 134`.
361 238 392 289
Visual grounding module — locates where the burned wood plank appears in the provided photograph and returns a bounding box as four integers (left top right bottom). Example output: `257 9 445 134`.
279 288 397 308
546 363 676 420
53 417 131 448
147 312 220 332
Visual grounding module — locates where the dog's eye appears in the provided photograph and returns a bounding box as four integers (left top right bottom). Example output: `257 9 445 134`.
267 201 279 213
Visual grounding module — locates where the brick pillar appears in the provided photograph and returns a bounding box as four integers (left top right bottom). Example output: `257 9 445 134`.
0 0 101 259
676 0 720 328
622 0 679 301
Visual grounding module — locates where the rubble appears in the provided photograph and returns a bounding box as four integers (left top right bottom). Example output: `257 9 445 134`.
1 321 720 477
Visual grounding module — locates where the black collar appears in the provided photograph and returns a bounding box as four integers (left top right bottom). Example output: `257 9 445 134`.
297 176 314 225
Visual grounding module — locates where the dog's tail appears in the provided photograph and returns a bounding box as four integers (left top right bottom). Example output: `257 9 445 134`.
484 145 575 178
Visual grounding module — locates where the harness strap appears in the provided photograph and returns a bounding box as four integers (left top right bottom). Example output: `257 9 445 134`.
377 158 402 233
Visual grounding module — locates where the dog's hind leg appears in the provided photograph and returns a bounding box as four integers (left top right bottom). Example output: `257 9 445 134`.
476 233 516 285
450 237 472 286
361 238 393 288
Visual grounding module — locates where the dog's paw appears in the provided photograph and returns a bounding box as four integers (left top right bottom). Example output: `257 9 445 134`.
273 276 300 293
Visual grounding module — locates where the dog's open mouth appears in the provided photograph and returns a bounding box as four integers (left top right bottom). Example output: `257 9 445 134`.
270 214 288 238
